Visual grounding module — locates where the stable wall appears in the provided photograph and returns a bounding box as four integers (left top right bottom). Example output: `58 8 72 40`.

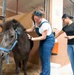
50 0 63 30
0 8 16 18
6 0 70 66
6 12 33 29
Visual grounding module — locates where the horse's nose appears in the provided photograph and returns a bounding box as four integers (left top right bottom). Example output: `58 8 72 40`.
0 53 4 58
0 51 5 58
1 53 4 58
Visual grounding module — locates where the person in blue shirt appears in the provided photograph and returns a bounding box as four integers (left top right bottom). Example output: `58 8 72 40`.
55 14 74 75
26 8 55 75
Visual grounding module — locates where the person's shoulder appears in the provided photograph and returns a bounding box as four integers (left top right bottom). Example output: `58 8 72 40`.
67 22 74 27
42 18 48 22
62 25 68 31
41 18 49 24
70 22 74 27
63 25 68 28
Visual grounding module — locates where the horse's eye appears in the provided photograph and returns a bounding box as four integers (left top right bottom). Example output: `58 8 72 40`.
10 35 14 38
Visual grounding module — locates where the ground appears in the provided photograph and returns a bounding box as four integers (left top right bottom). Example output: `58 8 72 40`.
2 57 40 75
2 57 72 75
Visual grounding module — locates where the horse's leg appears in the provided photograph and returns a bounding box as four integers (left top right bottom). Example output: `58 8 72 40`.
0 58 2 75
16 61 21 75
22 60 28 75
14 57 21 75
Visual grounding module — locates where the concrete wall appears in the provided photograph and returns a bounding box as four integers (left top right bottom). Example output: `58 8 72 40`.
51 0 63 30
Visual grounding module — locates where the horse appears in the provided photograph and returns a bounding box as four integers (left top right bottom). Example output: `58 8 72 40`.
0 19 33 75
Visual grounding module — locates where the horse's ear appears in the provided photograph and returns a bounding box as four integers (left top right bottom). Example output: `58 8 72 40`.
12 19 18 23
12 19 19 30
23 28 26 31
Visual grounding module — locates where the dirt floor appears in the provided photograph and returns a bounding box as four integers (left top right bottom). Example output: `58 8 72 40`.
2 57 40 75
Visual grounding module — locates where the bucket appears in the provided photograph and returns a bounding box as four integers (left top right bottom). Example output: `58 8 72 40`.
52 39 58 55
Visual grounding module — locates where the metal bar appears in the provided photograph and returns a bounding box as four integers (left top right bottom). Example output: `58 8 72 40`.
16 0 19 14
0 59 2 75
44 0 50 21
44 0 45 11
44 0 47 19
2 0 6 23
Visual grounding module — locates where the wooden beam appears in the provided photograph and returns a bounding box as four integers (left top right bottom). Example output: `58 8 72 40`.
44 0 50 21
49 0 52 25
44 0 52 26
16 0 19 14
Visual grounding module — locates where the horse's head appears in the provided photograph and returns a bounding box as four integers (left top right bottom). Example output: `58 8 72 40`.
0 19 23 58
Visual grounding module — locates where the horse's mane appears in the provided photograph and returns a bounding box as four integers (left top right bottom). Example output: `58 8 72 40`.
2 19 26 32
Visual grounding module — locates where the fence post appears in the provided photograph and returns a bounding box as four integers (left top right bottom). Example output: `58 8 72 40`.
0 59 2 75
2 0 6 23
0 16 5 75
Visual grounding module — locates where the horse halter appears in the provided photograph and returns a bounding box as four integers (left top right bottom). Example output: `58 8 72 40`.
0 29 20 64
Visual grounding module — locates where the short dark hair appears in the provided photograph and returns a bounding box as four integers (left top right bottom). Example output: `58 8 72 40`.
62 14 73 19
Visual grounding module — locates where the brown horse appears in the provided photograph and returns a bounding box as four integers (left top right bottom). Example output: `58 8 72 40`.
0 19 33 75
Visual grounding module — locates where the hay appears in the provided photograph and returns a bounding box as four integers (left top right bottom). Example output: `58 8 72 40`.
2 57 40 75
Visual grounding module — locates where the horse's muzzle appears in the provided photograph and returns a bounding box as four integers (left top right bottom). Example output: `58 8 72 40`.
0 51 7 58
